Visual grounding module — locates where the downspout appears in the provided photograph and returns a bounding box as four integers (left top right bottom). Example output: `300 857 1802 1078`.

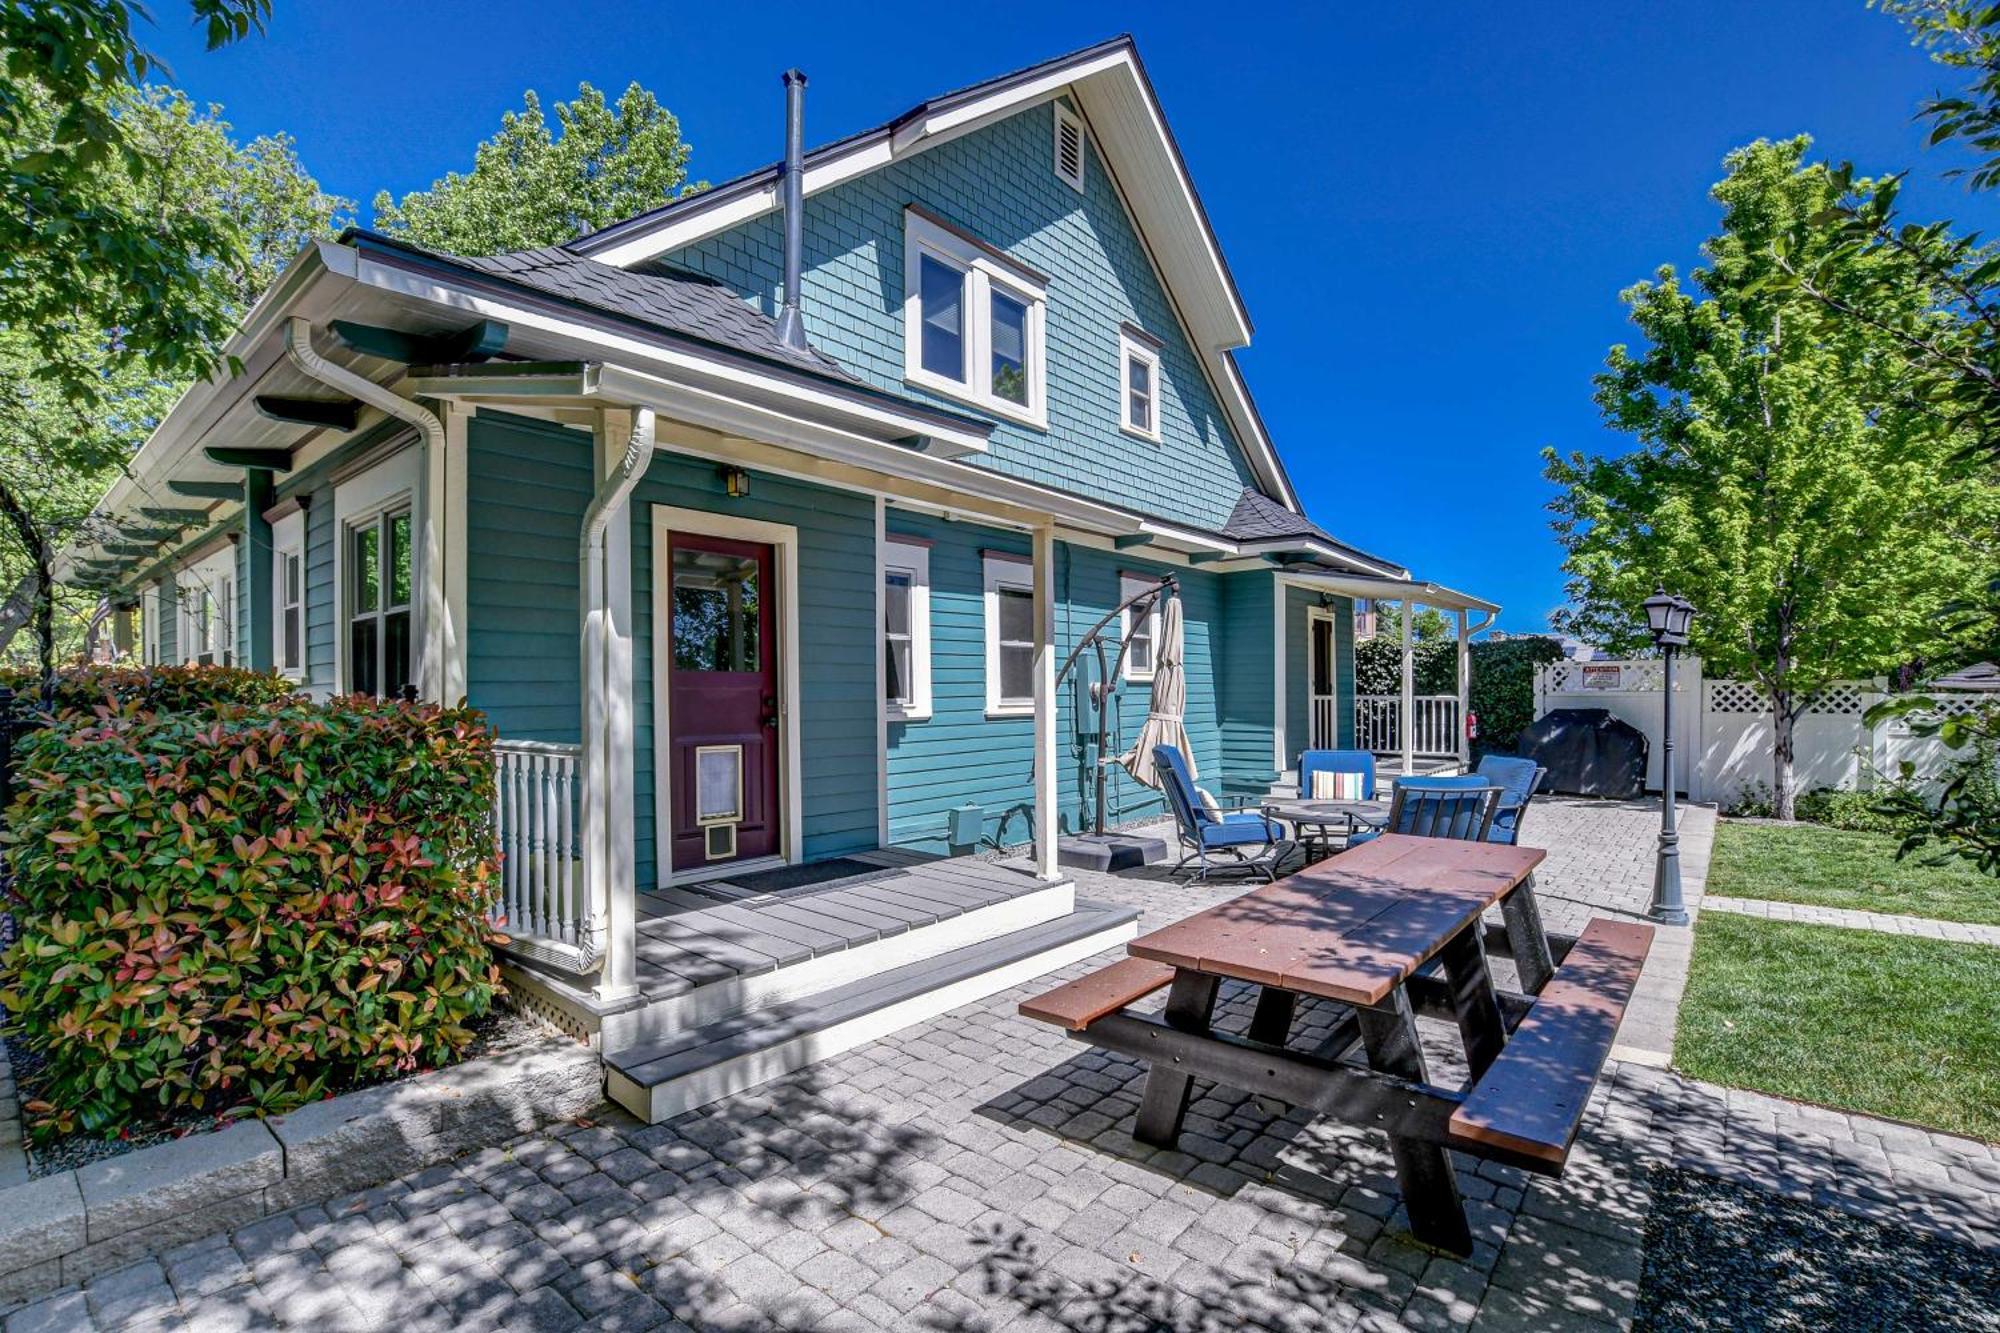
578 407 655 1000
282 316 448 699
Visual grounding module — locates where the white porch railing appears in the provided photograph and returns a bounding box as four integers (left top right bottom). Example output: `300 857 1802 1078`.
493 739 596 973
1311 692 1338 750
1354 695 1461 758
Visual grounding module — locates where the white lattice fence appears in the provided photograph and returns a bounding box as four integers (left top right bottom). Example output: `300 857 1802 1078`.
1532 657 1990 804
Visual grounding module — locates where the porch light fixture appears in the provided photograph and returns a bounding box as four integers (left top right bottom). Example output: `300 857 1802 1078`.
719 466 751 499
1645 585 1696 926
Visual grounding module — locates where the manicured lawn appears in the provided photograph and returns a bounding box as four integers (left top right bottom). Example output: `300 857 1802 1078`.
1709 819 2000 926
1676 913 2000 1142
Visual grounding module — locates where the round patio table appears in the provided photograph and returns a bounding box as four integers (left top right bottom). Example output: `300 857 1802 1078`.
1262 798 1388 862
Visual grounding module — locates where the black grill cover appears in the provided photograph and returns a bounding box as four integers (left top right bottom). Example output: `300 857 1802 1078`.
1517 708 1648 799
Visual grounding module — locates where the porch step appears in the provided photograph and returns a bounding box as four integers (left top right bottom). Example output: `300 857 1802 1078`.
603 900 1140 1124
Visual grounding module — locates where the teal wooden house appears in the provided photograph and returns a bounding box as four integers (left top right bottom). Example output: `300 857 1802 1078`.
69 38 1498 1120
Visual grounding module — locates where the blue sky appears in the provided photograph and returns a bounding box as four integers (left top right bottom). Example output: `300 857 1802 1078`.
146 1 1997 632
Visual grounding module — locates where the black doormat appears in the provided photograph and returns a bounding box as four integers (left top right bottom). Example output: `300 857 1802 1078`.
718 857 885 895
1636 1165 2000 1331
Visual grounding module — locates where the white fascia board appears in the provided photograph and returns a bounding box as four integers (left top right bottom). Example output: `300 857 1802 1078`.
588 364 1145 537
1277 570 1500 615
346 249 991 459
888 47 1132 154
1241 538 1406 580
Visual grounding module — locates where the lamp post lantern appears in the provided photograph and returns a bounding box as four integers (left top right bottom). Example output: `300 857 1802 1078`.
1644 586 1696 925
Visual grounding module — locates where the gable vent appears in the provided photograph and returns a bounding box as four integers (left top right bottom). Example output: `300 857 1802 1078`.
1053 103 1085 192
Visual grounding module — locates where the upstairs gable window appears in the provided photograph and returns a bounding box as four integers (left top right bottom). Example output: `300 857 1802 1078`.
1119 327 1162 442
904 209 1047 429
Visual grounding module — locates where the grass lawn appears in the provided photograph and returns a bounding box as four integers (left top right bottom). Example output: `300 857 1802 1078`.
1676 912 2000 1142
1709 819 2000 926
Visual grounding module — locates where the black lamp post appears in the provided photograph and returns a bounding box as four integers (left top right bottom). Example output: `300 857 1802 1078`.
1644 586 1696 925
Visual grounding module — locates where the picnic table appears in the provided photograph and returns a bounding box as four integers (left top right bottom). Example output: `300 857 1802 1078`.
1020 833 1654 1255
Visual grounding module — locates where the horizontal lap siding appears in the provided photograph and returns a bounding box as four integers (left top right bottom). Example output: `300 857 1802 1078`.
465 412 592 743
1219 573 1276 791
630 457 877 888
884 518 1237 854
662 99 1258 531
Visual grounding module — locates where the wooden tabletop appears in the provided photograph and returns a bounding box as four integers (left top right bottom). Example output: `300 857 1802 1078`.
1128 834 1546 1006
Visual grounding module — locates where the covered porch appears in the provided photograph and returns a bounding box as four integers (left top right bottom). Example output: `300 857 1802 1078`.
1278 571 1499 777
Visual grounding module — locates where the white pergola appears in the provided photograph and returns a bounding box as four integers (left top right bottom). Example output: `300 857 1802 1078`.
1277 571 1500 775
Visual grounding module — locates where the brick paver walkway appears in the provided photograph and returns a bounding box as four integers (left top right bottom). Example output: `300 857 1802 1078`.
1703 894 2000 946
11 798 1997 1333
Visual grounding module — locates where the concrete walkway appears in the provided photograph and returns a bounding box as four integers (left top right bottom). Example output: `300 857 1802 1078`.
1704 894 2000 946
10 797 1998 1333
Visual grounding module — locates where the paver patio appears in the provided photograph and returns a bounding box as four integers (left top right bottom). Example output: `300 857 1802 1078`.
9 796 1998 1332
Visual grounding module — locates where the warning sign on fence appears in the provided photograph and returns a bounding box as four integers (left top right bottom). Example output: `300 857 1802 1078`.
1580 664 1622 690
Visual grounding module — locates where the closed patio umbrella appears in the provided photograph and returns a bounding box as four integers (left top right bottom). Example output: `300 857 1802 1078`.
1119 590 1192 789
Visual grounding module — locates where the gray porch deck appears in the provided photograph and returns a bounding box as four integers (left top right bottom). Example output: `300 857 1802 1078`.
627 850 1059 1001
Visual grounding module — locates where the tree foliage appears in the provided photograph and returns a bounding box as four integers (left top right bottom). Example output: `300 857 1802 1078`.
1547 138 2000 818
0 88 349 675
0 0 273 404
372 82 700 255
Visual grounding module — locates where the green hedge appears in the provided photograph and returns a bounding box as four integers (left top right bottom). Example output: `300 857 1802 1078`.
1470 637 1565 756
0 696 504 1137
0 664 297 715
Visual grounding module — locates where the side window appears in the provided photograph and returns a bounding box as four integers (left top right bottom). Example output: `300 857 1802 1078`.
1120 573 1161 682
347 508 413 698
983 553 1036 717
271 508 306 679
1119 328 1162 442
883 537 932 721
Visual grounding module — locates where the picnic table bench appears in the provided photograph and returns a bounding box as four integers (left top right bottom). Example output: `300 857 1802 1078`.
1019 833 1653 1255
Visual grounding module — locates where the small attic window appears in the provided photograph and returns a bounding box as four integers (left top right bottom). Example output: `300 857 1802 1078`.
1053 104 1085 192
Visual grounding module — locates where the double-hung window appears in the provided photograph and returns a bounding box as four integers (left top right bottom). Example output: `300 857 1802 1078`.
983 553 1037 718
177 547 235 666
883 537 932 721
1120 573 1162 683
904 209 1048 428
271 508 305 680
348 508 413 698
1119 327 1162 442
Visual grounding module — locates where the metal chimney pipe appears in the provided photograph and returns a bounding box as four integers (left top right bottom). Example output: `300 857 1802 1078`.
774 68 810 352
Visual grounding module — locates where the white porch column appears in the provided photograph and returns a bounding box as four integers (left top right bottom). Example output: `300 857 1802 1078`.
1400 598 1416 776
1032 523 1059 881
1456 608 1471 769
591 407 639 1002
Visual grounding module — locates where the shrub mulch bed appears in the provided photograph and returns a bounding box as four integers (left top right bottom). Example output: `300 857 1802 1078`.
8 1004 549 1179
1637 1166 2000 1331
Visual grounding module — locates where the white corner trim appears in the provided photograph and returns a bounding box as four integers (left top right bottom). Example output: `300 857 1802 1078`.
650 503 804 886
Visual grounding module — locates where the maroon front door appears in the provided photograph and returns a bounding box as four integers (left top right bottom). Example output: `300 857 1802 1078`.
667 532 780 872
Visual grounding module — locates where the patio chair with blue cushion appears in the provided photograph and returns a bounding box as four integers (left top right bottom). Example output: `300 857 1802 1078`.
1474 755 1548 845
1153 744 1293 882
1384 777 1502 843
1298 749 1377 801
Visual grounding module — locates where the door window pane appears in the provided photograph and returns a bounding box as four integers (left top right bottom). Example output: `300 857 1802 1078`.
696 746 743 822
672 547 761 672
918 255 965 381
991 291 1028 405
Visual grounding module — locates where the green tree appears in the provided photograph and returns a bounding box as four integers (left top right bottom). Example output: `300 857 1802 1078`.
1 0 272 404
0 88 349 679
1547 138 2000 820
372 82 700 254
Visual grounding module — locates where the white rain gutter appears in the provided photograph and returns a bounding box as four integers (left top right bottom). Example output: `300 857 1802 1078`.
282 316 449 699
577 406 655 1002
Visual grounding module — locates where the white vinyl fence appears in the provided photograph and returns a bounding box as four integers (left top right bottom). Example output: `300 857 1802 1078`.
1531 657 1992 806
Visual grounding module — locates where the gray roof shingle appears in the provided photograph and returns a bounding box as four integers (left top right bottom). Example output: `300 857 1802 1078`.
1222 488 1404 574
447 243 864 383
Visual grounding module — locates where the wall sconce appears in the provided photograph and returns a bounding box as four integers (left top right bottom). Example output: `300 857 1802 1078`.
720 466 751 499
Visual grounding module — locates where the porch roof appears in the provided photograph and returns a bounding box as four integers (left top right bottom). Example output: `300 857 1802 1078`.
1278 569 1500 617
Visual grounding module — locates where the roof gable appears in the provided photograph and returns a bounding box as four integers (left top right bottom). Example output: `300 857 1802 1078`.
567 36 1299 511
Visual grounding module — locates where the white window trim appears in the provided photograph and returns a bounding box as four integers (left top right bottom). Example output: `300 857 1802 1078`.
332 448 421 696
902 210 1049 430
1120 574 1161 684
1119 330 1162 443
271 509 306 680
1053 102 1086 192
883 537 933 723
983 552 1036 719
